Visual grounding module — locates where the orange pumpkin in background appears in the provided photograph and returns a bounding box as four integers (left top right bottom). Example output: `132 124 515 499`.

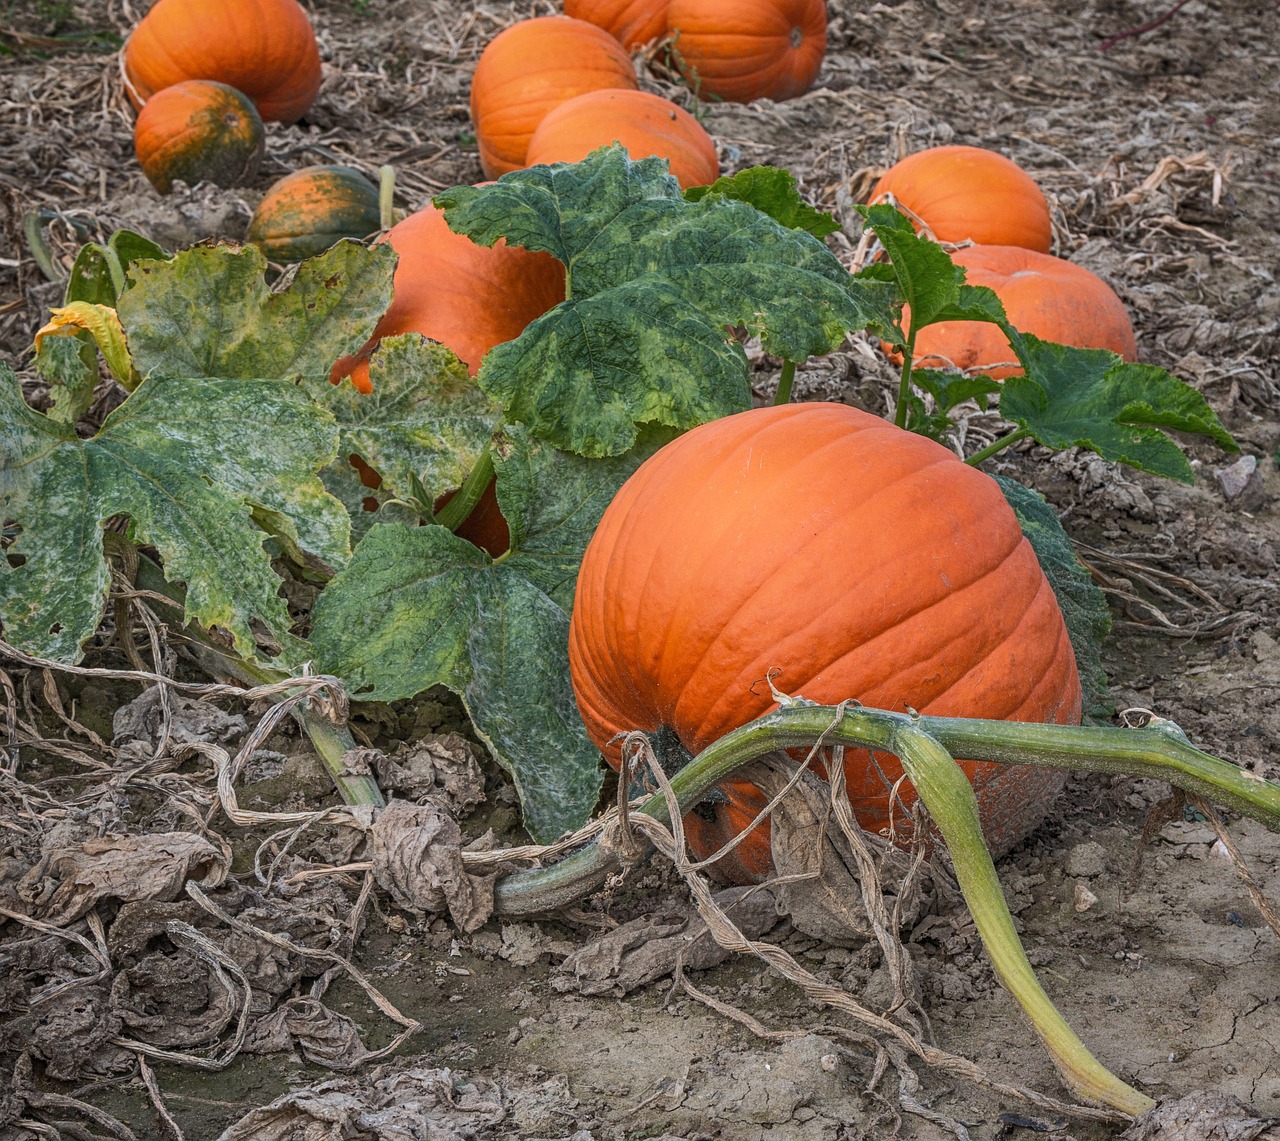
904 244 1137 378
564 0 670 49
123 0 322 125
569 402 1081 884
330 200 566 395
665 0 827 103
469 16 638 178
525 89 719 189
869 145 1053 253
133 80 264 194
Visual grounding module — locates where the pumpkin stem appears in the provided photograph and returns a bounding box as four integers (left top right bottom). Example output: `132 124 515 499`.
773 359 798 404
893 330 918 429
433 446 496 535
129 552 385 808
378 164 397 232
965 427 1030 467
889 720 1155 1116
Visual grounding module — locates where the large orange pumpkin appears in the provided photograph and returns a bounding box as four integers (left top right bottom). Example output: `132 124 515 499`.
122 0 322 125
525 89 719 189
904 244 1137 378
569 402 1081 884
869 145 1053 253
247 166 382 264
133 80 264 194
330 200 566 395
564 0 670 49
665 0 827 104
469 16 638 178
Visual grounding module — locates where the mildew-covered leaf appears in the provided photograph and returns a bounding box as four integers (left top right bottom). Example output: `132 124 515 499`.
305 336 499 510
118 240 396 383
0 366 345 665
437 146 888 457
309 428 670 839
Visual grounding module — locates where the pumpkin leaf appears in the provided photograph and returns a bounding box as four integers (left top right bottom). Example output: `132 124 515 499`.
309 427 668 840
684 166 841 237
117 240 396 383
904 370 1002 440
0 365 345 666
437 146 887 457
66 229 168 307
996 475 1113 720
304 335 500 512
35 333 99 425
999 334 1239 482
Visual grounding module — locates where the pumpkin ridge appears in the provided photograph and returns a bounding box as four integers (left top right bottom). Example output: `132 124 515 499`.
676 511 1030 748
657 444 966 719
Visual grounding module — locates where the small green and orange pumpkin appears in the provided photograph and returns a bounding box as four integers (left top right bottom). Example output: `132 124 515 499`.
246 166 382 263
134 80 265 194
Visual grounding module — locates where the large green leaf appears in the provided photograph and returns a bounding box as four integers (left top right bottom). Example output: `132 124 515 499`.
0 366 345 664
118 241 396 383
996 475 1112 720
310 426 669 840
437 146 889 457
305 335 500 511
1000 334 1239 482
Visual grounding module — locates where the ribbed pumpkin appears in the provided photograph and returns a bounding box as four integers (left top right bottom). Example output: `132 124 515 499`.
329 200 566 395
122 0 321 125
869 145 1053 253
569 402 1081 884
564 0 670 49
134 80 264 194
526 90 719 189
469 16 638 178
665 0 827 104
247 166 381 264
905 245 1137 378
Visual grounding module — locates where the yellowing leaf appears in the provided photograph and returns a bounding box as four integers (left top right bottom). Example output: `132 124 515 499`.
35 302 140 390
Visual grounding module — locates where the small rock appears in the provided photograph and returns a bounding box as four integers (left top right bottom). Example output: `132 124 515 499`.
1215 453 1257 499
1065 840 1108 878
1073 882 1099 912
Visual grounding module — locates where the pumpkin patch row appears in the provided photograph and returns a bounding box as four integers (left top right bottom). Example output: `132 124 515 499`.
871 144 1137 374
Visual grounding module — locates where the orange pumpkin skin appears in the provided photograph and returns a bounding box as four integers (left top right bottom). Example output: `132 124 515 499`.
665 0 826 104
569 403 1081 884
869 145 1052 253
904 245 1137 379
330 201 566 395
526 89 718 190
469 16 638 178
133 80 264 194
123 0 321 125
247 166 381 264
564 0 670 49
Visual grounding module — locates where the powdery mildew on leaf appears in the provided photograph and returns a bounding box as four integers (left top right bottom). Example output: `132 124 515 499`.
0 366 346 664
437 146 889 457
118 239 396 382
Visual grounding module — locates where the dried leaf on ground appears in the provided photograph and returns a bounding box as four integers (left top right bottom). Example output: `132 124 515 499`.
554 886 780 996
243 997 372 1071
1120 1091 1280 1141
15 832 228 926
371 732 487 817
368 799 495 933
216 1064 508 1141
